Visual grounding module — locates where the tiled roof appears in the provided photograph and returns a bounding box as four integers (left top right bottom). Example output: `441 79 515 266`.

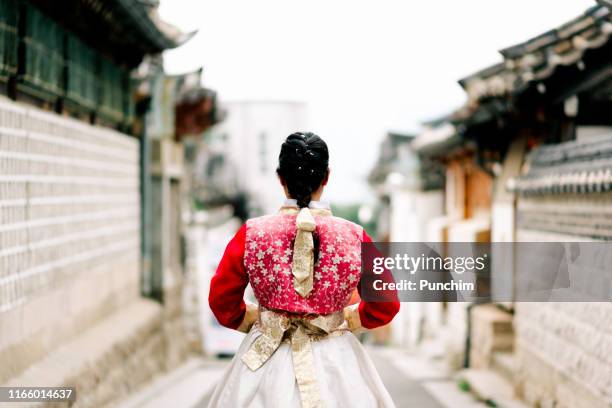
597 0 612 11
460 6 612 103
411 122 461 155
414 5 612 157
112 0 193 51
509 137 612 195
369 132 416 185
26 0 194 66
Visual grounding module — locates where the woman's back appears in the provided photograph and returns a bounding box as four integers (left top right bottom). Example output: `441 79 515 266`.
245 208 363 314
207 132 399 408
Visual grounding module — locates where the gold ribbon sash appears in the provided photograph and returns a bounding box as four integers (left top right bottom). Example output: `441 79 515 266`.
278 206 332 298
292 208 317 297
241 308 347 408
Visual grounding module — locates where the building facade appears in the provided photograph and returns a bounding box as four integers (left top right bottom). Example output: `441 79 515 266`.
369 132 445 346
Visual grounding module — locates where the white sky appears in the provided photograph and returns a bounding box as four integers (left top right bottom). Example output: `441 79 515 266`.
159 0 594 204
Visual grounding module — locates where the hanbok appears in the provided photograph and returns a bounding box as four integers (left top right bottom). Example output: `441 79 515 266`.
207 202 399 408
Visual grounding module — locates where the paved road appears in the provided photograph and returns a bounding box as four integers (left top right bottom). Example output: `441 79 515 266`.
369 350 443 408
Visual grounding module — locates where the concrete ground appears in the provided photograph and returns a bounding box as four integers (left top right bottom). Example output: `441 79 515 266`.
118 346 487 408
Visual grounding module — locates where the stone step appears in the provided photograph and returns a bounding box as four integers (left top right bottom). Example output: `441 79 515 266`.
2 299 165 407
458 368 529 408
491 351 516 383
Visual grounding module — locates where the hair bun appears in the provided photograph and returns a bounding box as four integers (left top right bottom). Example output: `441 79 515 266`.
277 132 329 208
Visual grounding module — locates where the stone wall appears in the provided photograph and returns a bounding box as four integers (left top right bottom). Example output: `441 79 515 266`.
514 302 612 408
469 304 513 370
515 195 612 408
0 96 141 382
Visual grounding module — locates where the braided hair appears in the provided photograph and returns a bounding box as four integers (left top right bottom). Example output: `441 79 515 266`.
277 132 329 208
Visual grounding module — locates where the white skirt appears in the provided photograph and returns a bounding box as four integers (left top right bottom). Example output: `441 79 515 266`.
207 328 395 408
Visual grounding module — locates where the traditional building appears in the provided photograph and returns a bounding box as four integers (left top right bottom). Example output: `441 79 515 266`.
413 5 612 407
412 115 498 369
0 1 211 406
369 132 445 347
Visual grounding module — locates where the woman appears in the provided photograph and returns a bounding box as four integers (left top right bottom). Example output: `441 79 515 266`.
208 132 400 408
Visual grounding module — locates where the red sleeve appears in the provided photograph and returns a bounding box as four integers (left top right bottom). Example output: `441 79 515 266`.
208 224 249 330
357 230 400 329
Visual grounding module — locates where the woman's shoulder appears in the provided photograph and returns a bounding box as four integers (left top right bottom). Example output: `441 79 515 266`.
319 215 364 239
244 212 365 239
244 212 295 234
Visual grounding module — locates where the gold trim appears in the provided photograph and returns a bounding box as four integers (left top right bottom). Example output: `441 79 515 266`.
292 208 316 297
278 206 332 298
241 308 347 408
278 207 332 217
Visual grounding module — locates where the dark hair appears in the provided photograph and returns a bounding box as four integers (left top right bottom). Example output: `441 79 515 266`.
277 132 329 208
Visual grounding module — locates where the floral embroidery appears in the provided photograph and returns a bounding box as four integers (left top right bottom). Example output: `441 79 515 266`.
245 213 363 314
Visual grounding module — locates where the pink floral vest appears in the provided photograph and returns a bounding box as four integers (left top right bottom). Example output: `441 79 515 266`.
244 211 363 314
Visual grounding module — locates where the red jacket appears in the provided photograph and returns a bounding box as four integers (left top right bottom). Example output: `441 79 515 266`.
209 213 399 330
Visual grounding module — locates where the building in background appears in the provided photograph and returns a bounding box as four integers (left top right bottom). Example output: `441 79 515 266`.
369 132 445 346
412 115 498 370
410 4 612 407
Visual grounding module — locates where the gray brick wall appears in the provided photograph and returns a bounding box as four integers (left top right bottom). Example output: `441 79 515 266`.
0 97 140 313
516 196 612 407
